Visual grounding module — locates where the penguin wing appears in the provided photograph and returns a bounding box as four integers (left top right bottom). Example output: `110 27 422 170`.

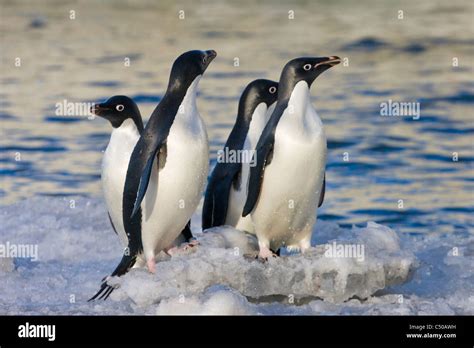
242 139 274 217
130 137 168 219
241 102 286 217
318 173 325 208
108 212 118 236
202 163 241 230
131 149 158 218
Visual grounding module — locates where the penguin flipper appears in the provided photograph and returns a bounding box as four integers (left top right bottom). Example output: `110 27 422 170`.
242 142 273 217
209 173 235 227
202 164 240 230
202 180 215 230
241 100 285 218
108 212 118 236
318 173 325 208
131 146 161 218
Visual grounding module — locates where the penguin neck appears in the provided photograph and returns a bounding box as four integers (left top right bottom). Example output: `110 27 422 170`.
245 102 269 150
229 99 266 151
111 114 143 133
111 118 140 137
173 75 201 123
131 114 144 133
277 72 301 101
166 75 201 101
286 80 311 117
234 99 253 134
144 75 201 136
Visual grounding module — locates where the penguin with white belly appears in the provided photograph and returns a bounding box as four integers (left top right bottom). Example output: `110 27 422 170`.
202 79 278 233
89 50 216 300
242 56 340 260
91 97 194 253
91 96 143 248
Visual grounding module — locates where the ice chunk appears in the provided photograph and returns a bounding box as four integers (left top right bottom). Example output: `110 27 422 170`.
1 196 472 315
0 257 14 273
117 221 415 304
155 286 256 315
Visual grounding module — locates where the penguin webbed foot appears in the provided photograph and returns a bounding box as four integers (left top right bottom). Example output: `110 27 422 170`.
257 254 278 263
146 258 156 274
257 247 280 262
243 248 280 262
183 238 199 250
243 251 259 260
164 239 199 257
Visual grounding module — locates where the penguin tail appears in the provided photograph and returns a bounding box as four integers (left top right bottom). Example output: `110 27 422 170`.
88 254 138 302
88 281 115 302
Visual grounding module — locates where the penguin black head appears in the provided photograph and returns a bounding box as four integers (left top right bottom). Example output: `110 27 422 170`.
91 95 143 131
238 79 279 123
279 56 341 96
167 50 217 93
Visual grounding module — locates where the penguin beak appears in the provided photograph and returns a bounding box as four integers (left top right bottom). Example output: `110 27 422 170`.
314 56 341 68
205 50 217 63
90 103 109 116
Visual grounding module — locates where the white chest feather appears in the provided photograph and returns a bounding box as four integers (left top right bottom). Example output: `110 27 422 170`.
101 119 140 247
245 102 272 152
252 81 327 249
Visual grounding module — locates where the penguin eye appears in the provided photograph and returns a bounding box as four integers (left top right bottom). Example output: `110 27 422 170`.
303 64 312 71
116 104 124 112
269 86 277 94
202 57 207 65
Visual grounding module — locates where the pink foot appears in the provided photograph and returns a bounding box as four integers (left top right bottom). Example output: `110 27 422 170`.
258 246 277 261
164 246 179 256
146 258 156 274
165 240 199 256
183 239 199 250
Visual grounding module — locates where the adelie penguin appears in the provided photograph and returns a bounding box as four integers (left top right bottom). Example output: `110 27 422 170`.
242 56 341 260
202 79 278 233
91 96 143 249
90 96 194 257
90 50 216 301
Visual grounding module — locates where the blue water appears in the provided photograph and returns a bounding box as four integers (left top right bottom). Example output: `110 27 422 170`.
1 0 473 237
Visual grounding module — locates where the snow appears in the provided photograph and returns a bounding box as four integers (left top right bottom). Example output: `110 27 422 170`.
0 196 473 315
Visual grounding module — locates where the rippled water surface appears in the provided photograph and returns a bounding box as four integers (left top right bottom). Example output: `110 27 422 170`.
1 0 473 235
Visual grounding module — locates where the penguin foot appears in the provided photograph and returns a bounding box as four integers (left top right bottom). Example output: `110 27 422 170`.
243 251 259 260
183 239 199 250
257 247 278 262
146 258 156 274
164 246 179 256
165 240 199 256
